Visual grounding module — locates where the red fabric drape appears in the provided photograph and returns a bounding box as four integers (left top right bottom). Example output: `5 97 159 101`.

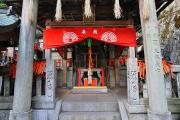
43 27 136 49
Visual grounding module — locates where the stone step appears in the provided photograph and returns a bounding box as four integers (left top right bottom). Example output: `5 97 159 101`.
62 93 119 112
59 112 121 120
72 86 108 94
62 101 119 112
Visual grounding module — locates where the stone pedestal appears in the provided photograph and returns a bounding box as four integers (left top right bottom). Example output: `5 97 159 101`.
127 58 139 105
45 50 57 102
127 47 139 105
9 110 32 120
148 110 172 120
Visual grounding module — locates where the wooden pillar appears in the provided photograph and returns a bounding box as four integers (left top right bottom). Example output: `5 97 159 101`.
45 49 56 102
9 0 39 120
109 46 116 88
127 47 139 105
115 59 120 86
139 0 171 119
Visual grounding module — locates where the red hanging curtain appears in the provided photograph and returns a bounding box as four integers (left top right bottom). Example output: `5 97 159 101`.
43 27 136 49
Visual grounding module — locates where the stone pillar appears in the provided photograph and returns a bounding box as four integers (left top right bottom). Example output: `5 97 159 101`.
45 49 57 102
165 75 172 98
9 0 38 120
115 59 120 86
138 0 171 119
0 76 2 94
36 76 42 96
127 47 139 105
176 73 180 97
143 82 148 98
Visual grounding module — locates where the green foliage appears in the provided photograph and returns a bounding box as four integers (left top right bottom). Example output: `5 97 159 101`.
158 6 178 41
0 0 7 8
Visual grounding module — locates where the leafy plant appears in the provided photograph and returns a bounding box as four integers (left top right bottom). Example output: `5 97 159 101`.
0 0 7 8
158 3 180 42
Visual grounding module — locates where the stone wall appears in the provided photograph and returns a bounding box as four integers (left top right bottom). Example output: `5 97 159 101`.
0 110 9 120
162 28 180 64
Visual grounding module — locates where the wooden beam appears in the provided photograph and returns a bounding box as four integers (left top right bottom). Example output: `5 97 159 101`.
46 20 134 28
0 20 20 33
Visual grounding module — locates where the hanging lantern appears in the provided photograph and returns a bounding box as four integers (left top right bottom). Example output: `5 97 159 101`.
143 0 150 20
114 0 122 19
28 0 34 24
55 0 62 21
84 0 92 18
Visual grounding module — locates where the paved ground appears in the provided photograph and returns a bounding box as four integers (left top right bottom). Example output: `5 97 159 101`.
56 87 128 100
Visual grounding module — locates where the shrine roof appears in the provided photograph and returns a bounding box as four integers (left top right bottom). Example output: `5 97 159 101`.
3 0 174 29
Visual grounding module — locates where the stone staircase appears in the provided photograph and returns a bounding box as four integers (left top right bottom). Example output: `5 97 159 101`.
59 93 121 120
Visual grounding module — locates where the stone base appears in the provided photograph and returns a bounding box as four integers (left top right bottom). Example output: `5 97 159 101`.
148 110 172 120
72 86 108 94
9 110 32 120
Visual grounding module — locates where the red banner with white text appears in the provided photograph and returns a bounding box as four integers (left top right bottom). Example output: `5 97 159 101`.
43 27 136 49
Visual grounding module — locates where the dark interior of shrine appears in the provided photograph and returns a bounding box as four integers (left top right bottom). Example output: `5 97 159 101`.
60 38 123 87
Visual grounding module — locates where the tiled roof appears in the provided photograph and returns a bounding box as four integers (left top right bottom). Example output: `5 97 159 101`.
0 8 19 26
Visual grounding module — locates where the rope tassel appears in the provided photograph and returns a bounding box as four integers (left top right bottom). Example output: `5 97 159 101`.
114 0 122 19
55 0 62 21
143 0 150 20
84 0 92 18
